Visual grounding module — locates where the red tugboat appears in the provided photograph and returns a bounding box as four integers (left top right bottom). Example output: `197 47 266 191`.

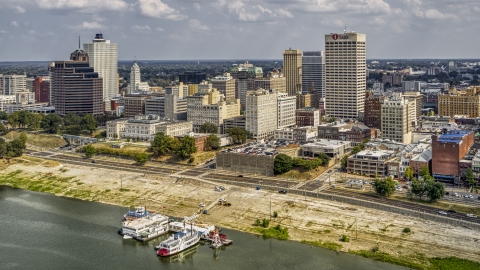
206 228 233 248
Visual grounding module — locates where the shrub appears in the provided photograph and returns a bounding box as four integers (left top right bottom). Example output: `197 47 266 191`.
188 157 195 163
340 235 350 242
273 211 278 218
371 245 379 252
255 219 261 227
402 227 411 233
262 218 270 228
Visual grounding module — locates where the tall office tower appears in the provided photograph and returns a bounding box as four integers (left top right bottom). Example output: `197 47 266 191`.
83 33 118 104
325 32 366 119
1 75 26 95
246 89 278 140
211 73 236 101
302 51 325 98
231 61 263 109
283 49 302 96
364 91 384 129
49 49 103 115
127 61 149 94
381 93 414 144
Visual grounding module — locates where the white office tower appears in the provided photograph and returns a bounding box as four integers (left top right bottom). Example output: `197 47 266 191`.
381 93 413 145
127 61 149 94
302 51 325 98
84 33 118 107
1 74 27 95
246 89 278 140
373 82 384 95
277 93 296 129
325 32 366 119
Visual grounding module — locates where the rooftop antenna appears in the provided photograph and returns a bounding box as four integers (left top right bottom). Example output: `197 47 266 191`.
78 36 80 49
344 26 347 33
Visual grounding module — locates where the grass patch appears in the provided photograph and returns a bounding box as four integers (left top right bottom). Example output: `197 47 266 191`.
254 224 289 240
349 249 425 269
340 234 350 242
4 131 66 149
428 257 480 270
301 240 342 252
305 221 314 227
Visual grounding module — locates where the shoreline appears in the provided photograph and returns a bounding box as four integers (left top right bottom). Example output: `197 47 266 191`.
1 157 480 270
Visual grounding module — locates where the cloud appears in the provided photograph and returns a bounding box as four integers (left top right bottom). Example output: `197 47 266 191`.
11 21 19 27
69 21 107 30
0 30 8 34
47 31 55 36
92 14 106 22
131 25 151 31
275 8 293 18
156 27 165 32
11 5 26 13
188 19 210 31
194 3 201 11
35 0 128 13
138 0 187 20
423 9 456 20
28 30 37 34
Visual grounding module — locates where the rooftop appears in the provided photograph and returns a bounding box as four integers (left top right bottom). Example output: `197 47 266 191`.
437 130 473 143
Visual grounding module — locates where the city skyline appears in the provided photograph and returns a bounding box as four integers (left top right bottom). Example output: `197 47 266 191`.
0 0 479 61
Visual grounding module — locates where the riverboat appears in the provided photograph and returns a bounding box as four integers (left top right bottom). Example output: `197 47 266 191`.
156 226 200 257
120 213 169 241
123 206 150 221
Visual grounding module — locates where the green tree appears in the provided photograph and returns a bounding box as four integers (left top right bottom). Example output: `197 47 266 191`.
226 127 247 144
151 132 178 156
411 177 427 200
317 153 330 166
84 144 96 158
351 145 361 155
464 167 476 188
81 114 97 135
176 136 197 159
65 125 81 135
64 113 82 127
419 165 430 178
6 133 27 157
17 110 32 128
0 123 7 135
134 152 148 164
373 176 396 197
340 155 349 170
199 122 218 134
40 114 63 134
0 111 7 120
0 138 7 157
404 166 414 181
7 112 19 129
274 154 293 175
27 113 43 131
425 179 445 202
205 134 220 151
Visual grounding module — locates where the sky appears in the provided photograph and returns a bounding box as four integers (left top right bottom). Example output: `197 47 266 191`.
0 0 479 61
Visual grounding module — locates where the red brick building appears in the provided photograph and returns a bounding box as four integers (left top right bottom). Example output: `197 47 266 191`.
364 91 384 129
33 77 50 103
432 130 474 181
295 107 320 127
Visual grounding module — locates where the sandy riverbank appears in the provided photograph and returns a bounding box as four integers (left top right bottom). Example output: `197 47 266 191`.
1 157 479 268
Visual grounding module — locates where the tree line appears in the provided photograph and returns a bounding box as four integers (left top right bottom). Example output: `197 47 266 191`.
0 132 27 157
274 153 330 175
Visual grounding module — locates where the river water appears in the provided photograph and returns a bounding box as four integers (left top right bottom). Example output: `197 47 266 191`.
0 186 406 270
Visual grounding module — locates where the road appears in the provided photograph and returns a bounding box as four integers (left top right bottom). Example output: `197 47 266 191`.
23 149 480 225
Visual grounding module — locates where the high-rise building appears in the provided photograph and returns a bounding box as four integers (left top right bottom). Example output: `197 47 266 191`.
283 49 302 96
211 73 235 101
277 93 296 129
179 71 206 84
187 88 241 133
127 61 149 94
364 91 384 129
246 89 278 139
83 33 118 104
49 49 103 115
382 73 403 86
33 77 50 103
123 94 153 117
164 94 187 120
402 81 421 92
302 51 325 98
325 32 366 119
231 62 263 108
381 93 414 144
1 75 26 95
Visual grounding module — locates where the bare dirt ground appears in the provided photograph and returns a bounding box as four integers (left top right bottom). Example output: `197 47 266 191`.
2 159 480 265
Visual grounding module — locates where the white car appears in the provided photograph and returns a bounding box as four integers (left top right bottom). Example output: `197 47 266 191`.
468 195 474 199
438 211 447 215
466 214 477 218
198 203 205 207
219 198 226 203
